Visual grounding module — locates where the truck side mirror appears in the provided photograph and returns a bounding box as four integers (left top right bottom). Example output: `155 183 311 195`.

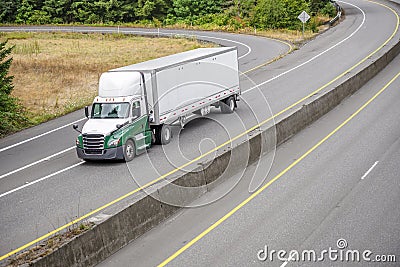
72 124 81 133
84 106 89 118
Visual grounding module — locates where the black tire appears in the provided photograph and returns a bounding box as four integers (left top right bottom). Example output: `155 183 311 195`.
124 139 136 162
220 96 236 114
155 125 172 145
160 124 172 145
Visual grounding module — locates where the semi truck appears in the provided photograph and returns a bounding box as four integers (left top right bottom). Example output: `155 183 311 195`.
73 46 240 161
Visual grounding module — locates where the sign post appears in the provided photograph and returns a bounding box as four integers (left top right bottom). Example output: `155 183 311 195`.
298 11 310 39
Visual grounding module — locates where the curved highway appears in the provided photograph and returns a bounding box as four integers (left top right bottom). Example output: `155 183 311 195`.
104 40 400 267
0 0 399 263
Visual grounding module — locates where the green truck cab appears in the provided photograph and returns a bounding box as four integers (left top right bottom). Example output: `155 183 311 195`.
75 96 152 161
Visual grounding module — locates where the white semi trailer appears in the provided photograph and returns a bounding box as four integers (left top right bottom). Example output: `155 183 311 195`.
74 46 240 161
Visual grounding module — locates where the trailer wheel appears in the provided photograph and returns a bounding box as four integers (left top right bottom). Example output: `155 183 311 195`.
124 139 136 162
221 96 236 114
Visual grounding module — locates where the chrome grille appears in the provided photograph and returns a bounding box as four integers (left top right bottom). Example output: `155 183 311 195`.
83 134 104 150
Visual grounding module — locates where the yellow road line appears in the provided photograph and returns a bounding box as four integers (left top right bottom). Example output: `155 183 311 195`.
1 0 398 262
158 70 400 267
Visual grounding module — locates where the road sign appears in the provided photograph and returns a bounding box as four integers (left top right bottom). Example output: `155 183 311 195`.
298 11 310 39
298 11 310 23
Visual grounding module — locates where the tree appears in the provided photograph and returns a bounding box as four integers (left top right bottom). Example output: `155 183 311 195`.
70 0 94 23
251 0 286 29
0 0 22 23
28 10 51 24
224 0 256 18
0 40 29 136
173 0 222 21
308 0 330 15
42 0 73 23
15 0 35 23
134 0 171 20
281 0 310 28
0 41 13 96
135 0 155 19
104 0 125 23
116 0 139 22
251 0 309 29
320 1 336 17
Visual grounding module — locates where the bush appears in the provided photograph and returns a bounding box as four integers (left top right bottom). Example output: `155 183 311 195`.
250 0 310 30
320 2 337 18
27 10 51 24
194 13 230 27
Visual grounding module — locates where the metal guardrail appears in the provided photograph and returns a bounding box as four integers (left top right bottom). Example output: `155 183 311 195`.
329 1 343 26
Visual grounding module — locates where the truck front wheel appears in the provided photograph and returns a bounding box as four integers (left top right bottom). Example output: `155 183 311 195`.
124 139 136 162
221 96 236 114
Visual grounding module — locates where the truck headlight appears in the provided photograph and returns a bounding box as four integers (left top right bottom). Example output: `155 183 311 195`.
108 138 121 147
76 137 80 146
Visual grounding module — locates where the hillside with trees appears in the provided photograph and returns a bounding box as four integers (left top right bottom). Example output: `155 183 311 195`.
0 0 337 31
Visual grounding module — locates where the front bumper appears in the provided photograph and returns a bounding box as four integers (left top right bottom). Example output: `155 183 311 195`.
76 146 125 160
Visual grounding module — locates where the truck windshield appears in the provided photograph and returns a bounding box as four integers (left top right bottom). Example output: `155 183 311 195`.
91 103 130 119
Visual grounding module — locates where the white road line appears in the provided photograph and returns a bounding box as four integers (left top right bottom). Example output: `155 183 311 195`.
361 161 379 180
2 27 253 59
0 146 75 179
122 30 253 59
191 34 252 59
0 118 85 153
115 30 254 59
243 1 366 94
0 161 84 199
112 28 253 59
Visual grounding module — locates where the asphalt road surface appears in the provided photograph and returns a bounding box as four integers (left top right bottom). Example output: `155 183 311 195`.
99 39 400 267
0 0 399 263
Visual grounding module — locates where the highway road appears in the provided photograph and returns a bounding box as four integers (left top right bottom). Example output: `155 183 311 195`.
99 42 400 267
0 0 399 263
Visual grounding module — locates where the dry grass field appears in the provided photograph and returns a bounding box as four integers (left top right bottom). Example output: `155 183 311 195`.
1 32 213 123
